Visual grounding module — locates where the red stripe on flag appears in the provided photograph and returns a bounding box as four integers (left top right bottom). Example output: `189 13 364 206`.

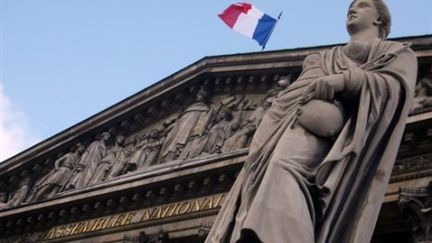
218 3 252 28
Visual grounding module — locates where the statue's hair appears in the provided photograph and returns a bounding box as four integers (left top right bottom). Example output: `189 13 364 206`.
350 0 391 39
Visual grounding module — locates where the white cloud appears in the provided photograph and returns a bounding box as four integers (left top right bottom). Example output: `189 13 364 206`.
0 86 40 162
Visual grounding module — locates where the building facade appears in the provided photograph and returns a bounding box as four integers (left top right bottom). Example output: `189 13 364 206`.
0 35 431 243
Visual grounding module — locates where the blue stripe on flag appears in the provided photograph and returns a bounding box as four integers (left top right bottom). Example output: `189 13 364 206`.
252 14 277 47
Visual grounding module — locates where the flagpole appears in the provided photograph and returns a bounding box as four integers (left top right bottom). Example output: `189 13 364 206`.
261 10 283 51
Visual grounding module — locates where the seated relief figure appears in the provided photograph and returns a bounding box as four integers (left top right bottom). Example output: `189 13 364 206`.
28 143 86 202
206 1 417 243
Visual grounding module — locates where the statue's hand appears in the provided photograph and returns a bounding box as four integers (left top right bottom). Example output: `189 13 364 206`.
299 77 335 105
299 74 345 105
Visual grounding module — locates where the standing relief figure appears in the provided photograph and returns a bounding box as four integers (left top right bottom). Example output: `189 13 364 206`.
202 107 237 155
67 132 111 189
179 94 243 158
160 87 214 161
90 135 128 184
130 129 165 170
206 1 418 242
410 66 432 114
28 143 86 202
222 98 270 153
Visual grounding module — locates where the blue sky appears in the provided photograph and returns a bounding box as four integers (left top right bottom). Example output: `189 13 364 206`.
1 0 431 160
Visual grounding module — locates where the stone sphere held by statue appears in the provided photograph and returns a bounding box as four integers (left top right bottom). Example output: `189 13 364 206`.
297 100 344 138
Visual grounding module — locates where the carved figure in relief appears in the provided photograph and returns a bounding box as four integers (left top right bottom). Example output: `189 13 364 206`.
220 81 288 153
179 95 244 158
265 77 291 103
69 132 111 189
107 135 135 179
90 134 128 184
7 177 33 208
410 66 432 114
206 1 418 242
0 192 8 209
222 99 270 153
130 129 164 170
201 107 237 155
28 143 85 202
160 87 213 161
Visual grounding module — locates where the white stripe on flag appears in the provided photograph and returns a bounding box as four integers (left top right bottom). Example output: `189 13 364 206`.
233 13 259 38
248 6 264 19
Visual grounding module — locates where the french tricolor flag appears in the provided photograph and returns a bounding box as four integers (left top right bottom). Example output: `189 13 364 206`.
218 3 279 48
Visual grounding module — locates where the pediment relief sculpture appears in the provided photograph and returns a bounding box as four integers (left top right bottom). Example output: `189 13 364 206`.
160 86 215 162
410 65 432 115
66 131 112 190
26 143 85 202
1 78 295 207
0 177 33 209
130 128 165 171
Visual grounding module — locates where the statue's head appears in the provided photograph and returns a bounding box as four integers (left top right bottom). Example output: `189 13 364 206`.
115 134 125 145
101 132 111 141
149 129 160 138
196 87 209 102
75 143 85 154
218 108 233 121
347 0 391 39
0 192 7 203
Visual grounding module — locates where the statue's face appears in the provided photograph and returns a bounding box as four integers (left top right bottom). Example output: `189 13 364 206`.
77 145 85 154
116 135 125 145
347 0 380 35
102 132 111 141
196 92 205 102
0 194 6 203
150 129 159 138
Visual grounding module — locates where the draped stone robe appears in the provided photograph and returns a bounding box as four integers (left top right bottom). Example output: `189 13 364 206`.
74 139 107 188
161 102 213 160
205 39 417 243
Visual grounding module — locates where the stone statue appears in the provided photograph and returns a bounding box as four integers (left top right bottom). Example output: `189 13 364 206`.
206 1 418 243
130 129 164 170
160 87 214 161
69 132 111 189
90 134 128 184
28 143 85 202
410 66 432 114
